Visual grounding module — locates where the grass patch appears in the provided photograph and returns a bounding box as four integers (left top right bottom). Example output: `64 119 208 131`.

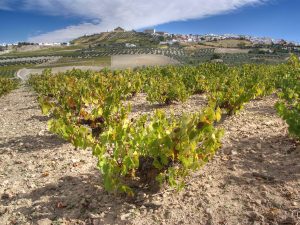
0 64 36 78
35 56 111 68
0 46 83 58
203 39 252 48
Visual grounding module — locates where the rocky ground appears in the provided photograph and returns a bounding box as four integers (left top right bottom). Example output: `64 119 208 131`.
0 86 299 225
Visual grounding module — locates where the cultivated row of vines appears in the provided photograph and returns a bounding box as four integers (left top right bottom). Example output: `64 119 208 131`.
275 55 300 139
28 55 300 195
0 77 20 97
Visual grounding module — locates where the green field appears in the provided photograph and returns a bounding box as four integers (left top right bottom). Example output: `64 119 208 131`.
202 39 253 48
0 64 35 77
35 56 111 68
0 46 83 58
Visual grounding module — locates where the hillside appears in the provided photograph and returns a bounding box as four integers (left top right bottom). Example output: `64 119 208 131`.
201 39 253 48
71 31 160 47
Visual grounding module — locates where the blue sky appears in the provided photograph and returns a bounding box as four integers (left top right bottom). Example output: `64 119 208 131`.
0 0 298 43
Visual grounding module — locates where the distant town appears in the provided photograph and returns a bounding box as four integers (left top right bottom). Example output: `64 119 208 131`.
1 27 299 50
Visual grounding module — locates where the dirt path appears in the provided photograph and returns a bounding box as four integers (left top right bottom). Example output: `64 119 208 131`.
0 87 299 225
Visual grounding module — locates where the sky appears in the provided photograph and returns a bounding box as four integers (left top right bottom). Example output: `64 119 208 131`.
0 0 299 43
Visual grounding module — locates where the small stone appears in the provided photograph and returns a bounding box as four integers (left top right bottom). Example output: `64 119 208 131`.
206 193 212 198
256 143 262 150
248 211 264 221
136 192 148 201
292 202 297 206
229 165 237 171
270 144 277 149
37 218 52 225
38 130 45 136
0 206 8 216
255 199 262 205
27 183 36 189
223 148 232 155
14 160 23 164
263 121 272 126
260 185 268 191
261 191 268 197
164 210 172 219
185 191 194 197
71 159 79 164
1 192 12 200
28 165 35 170
231 150 238 156
229 127 237 132
24 143 31 148
144 201 162 208
205 208 212 214
120 213 131 221
89 213 101 219
280 217 297 225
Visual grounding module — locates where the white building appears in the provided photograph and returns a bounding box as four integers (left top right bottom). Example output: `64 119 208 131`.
38 42 62 46
125 43 137 48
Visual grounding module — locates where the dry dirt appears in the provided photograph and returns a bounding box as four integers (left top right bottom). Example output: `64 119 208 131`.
183 45 249 54
214 48 250 54
0 86 299 225
111 55 179 69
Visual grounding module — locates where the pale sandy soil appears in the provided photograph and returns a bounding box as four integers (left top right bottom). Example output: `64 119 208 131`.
0 86 299 225
111 54 179 69
214 48 250 54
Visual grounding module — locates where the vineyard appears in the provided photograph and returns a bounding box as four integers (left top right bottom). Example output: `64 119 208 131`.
79 47 289 65
0 65 27 77
80 47 188 62
0 77 20 97
0 56 60 67
0 45 292 72
26 55 300 196
0 64 22 96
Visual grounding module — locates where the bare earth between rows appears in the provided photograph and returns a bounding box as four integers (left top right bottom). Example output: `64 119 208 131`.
0 86 299 225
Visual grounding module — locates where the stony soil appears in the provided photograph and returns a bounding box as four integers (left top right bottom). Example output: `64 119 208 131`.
0 86 299 225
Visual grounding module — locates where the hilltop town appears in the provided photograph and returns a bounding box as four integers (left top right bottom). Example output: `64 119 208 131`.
1 27 299 52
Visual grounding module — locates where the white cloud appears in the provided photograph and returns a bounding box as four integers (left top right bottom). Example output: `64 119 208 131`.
0 0 12 10
3 0 269 42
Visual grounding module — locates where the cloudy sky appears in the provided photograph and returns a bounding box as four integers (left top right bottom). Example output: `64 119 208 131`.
0 0 299 43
